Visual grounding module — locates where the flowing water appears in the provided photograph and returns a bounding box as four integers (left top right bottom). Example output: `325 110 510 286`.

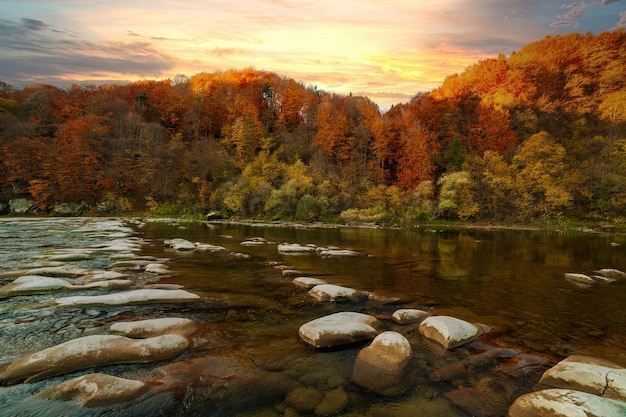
0 217 625 417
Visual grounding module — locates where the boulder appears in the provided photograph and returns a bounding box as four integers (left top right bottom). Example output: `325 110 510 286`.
314 387 349 416
144 263 170 274
317 249 360 258
51 202 89 216
0 334 191 385
308 284 363 302
351 331 412 396
9 198 37 214
429 348 518 382
299 312 380 348
594 268 626 281
278 243 316 254
110 318 200 338
537 355 626 402
0 264 91 278
36 373 150 406
509 388 626 417
194 242 228 253
564 273 596 285
52 289 200 307
0 275 133 296
419 315 480 349
392 308 430 324
293 277 327 289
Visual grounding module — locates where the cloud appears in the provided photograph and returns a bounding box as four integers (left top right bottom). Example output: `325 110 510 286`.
601 0 622 4
20 17 49 31
616 10 626 27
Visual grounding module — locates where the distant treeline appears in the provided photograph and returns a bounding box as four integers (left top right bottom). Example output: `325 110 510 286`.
1 30 625 223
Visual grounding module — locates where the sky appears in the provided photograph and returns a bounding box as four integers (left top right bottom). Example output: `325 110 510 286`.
1 0 625 109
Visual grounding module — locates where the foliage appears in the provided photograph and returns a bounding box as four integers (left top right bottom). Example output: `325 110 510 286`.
1 30 626 224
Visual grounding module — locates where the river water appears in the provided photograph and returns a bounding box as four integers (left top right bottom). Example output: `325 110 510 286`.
0 217 625 416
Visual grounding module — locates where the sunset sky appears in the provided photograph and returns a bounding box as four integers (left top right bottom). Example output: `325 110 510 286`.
1 1 625 109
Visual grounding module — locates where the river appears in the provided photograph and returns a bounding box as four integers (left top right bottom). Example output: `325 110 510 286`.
0 217 625 416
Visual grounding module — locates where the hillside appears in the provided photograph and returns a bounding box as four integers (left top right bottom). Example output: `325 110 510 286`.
1 30 625 223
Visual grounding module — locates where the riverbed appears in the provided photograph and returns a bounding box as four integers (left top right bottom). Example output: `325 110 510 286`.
0 217 625 416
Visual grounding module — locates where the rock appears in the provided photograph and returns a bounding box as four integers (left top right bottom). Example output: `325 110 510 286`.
293 277 327 289
429 348 518 382
392 308 430 324
164 238 196 251
78 270 128 282
278 243 316 254
419 315 480 349
351 331 412 396
299 312 380 348
537 355 626 402
205 211 223 220
144 263 170 274
110 318 200 338
564 273 596 285
52 289 200 307
282 269 303 277
51 202 89 216
0 200 9 214
308 284 363 302
594 268 626 281
9 198 37 214
0 275 133 296
285 387 324 412
0 264 91 278
508 388 626 417
36 373 149 406
194 242 229 253
314 387 349 416
0 334 191 385
317 249 360 258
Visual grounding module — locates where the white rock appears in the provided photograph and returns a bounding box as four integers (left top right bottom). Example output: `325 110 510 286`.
293 277 327 289
509 388 626 417
278 243 316 254
318 249 360 258
299 312 380 348
392 308 430 324
79 270 128 282
538 355 626 402
36 373 148 406
419 316 480 349
564 273 596 285
194 243 228 253
0 275 72 295
164 238 196 251
52 289 200 307
110 318 200 338
308 284 361 302
594 268 626 280
351 331 412 396
0 334 190 385
145 263 170 274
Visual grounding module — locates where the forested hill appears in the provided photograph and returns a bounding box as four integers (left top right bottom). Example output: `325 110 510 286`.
1 30 625 223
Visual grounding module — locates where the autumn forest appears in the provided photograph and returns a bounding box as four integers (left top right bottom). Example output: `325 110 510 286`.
1 30 625 224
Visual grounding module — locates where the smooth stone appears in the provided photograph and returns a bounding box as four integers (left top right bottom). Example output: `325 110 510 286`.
285 387 324 412
293 277 327 289
0 334 191 385
0 265 91 278
164 238 196 251
299 312 380 348
419 315 480 349
52 289 200 307
351 331 412 396
317 249 360 258
308 284 361 302
78 270 128 281
36 373 149 406
110 318 200 338
430 348 518 382
194 242 228 253
594 268 626 280
144 263 170 274
508 388 626 417
392 308 430 324
537 355 626 402
314 387 349 416
564 273 596 285
278 243 316 254
0 276 72 295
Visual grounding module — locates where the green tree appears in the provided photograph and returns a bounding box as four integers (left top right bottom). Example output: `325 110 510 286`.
437 171 478 219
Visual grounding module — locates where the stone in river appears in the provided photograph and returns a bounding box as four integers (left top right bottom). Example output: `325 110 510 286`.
419 315 480 349
164 238 196 251
392 308 430 324
293 277 327 289
537 355 626 402
0 334 191 385
317 249 361 258
110 317 200 338
0 275 133 296
308 284 363 302
351 331 412 396
564 272 596 285
144 263 171 275
51 289 200 307
508 388 626 417
278 243 316 254
594 268 626 281
299 312 380 348
36 373 150 406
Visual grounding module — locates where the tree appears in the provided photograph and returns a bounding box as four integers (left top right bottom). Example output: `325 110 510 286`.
395 114 439 190
437 171 478 219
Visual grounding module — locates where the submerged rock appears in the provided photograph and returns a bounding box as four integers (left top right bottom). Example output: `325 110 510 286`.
36 373 150 407
164 238 196 251
0 334 191 385
299 312 380 348
278 243 316 254
509 388 626 417
419 315 480 349
51 289 200 307
351 331 412 396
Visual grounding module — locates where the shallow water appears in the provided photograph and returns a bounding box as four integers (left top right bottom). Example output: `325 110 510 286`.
0 218 625 416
